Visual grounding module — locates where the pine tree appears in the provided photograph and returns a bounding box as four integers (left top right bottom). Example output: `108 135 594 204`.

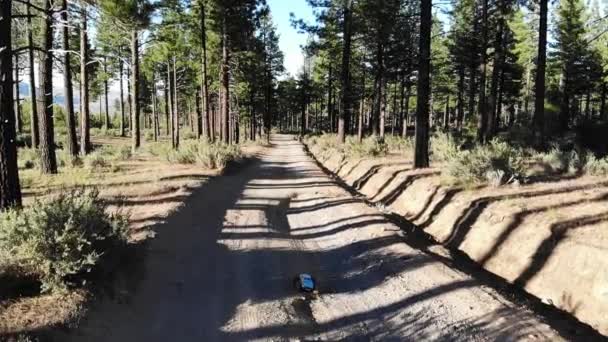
0 0 22 208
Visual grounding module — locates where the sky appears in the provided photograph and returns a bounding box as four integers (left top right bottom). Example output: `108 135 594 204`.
267 0 316 78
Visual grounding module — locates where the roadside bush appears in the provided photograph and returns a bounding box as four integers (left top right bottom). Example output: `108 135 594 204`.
58 151 83 168
444 140 524 186
0 189 129 292
110 145 132 161
18 148 39 170
84 152 109 169
345 136 388 158
154 140 241 169
584 154 608 176
431 132 460 162
384 135 414 153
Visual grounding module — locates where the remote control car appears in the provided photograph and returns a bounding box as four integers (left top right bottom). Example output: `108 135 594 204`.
293 273 316 293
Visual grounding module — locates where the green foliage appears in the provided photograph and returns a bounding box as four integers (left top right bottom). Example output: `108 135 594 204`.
0 189 129 292
150 141 241 169
84 152 109 170
345 136 388 158
18 148 40 170
443 140 525 186
384 135 414 153
430 133 460 162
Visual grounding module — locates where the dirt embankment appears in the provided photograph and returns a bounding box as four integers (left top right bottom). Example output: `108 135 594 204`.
306 145 608 336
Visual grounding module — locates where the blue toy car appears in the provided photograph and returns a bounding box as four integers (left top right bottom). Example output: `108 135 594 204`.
294 273 316 292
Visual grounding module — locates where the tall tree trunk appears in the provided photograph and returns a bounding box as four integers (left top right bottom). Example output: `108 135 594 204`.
172 57 180 148
372 42 385 137
559 73 570 131
79 6 90 155
200 0 211 141
220 18 230 143
477 0 489 144
399 71 405 135
457 66 465 130
487 8 505 141
585 88 591 119
165 68 170 136
414 0 432 169
119 59 125 137
131 30 140 151
250 87 256 140
403 83 411 138
600 82 606 120
13 55 21 133
38 0 57 174
104 56 110 130
327 64 333 132
0 0 22 208
27 0 39 148
127 67 132 133
62 0 77 157
152 75 158 142
337 0 353 143
533 0 548 141
444 95 450 130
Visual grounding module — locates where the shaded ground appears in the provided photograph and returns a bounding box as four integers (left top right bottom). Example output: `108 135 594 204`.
0 136 234 337
45 134 576 341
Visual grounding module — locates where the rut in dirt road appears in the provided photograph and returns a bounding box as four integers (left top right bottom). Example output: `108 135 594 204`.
64 134 568 341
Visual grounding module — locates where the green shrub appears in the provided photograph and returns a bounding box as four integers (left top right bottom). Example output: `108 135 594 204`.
18 148 39 170
84 152 109 169
444 140 524 186
181 131 197 140
0 189 129 292
58 151 83 168
384 135 414 153
584 154 608 176
431 132 460 162
151 140 240 169
144 130 155 141
111 145 132 161
345 136 388 158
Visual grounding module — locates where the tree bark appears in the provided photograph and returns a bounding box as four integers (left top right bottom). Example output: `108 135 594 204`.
62 0 77 157
119 59 125 136
200 0 211 141
13 54 21 133
337 0 353 143
220 17 230 143
103 56 110 130
131 30 140 151
152 74 158 142
600 82 606 120
403 82 411 138
0 0 22 208
327 64 333 132
533 0 548 141
457 66 465 130
27 0 38 148
80 6 90 155
486 6 505 141
172 57 180 148
38 0 57 174
477 0 489 144
414 0 432 169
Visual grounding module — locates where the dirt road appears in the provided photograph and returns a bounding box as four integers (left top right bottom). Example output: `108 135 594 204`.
65 135 568 341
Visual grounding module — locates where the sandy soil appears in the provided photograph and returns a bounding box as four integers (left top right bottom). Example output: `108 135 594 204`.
47 135 579 341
